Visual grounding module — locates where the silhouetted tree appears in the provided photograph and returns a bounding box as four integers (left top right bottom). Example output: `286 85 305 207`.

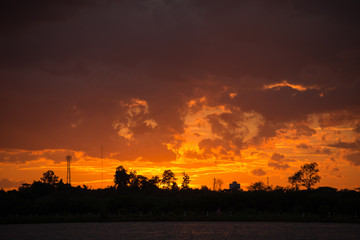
161 170 177 189
18 183 31 191
129 171 140 189
213 178 223 191
171 181 179 191
288 171 302 190
248 181 267 191
40 170 59 185
129 172 152 190
114 166 130 190
273 186 283 192
181 172 190 189
288 162 321 190
147 175 160 189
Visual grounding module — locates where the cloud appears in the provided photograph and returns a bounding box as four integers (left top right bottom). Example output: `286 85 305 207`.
251 168 266 176
296 143 312 149
197 138 236 161
328 139 360 149
315 148 332 155
0 149 76 164
354 123 360 133
263 80 318 92
328 139 360 166
271 153 286 161
268 162 290 170
294 124 316 137
112 98 158 140
1 0 360 167
319 110 360 129
268 153 295 170
0 178 25 189
344 152 360 166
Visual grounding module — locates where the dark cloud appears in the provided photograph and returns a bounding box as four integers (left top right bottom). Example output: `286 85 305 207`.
271 153 285 161
319 110 360 129
328 139 360 149
197 138 236 161
268 161 290 170
251 168 266 176
344 152 360 166
315 148 332 155
354 123 360 133
268 153 295 170
1 0 360 163
296 143 312 149
294 124 316 137
0 178 25 189
0 149 77 164
328 139 360 166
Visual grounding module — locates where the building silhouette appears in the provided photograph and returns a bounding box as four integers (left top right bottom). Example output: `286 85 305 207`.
229 181 240 190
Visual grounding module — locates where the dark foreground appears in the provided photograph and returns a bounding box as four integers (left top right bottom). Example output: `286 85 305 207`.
1 222 360 240
1 186 360 224
1 212 359 224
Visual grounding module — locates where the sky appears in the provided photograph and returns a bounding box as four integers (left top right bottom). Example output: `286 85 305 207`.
1 0 360 190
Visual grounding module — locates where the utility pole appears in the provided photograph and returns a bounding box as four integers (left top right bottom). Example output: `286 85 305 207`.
66 155 72 185
101 145 103 189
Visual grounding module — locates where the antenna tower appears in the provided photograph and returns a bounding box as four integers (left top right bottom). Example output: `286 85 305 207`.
101 145 103 189
66 155 72 185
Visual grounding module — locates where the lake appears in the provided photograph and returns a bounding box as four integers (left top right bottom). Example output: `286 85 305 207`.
1 222 359 240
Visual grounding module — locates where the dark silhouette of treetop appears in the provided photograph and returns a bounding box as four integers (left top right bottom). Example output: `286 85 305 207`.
288 162 321 190
161 169 177 189
248 181 268 191
288 171 302 190
114 165 130 190
40 170 59 185
181 172 190 189
1 163 359 224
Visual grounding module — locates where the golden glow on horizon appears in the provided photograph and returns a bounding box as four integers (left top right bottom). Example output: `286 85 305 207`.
0 99 359 191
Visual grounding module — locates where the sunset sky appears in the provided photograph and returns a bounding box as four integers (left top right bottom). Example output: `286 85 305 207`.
1 1 360 190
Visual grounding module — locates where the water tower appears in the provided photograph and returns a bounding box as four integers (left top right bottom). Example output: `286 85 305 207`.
66 155 72 185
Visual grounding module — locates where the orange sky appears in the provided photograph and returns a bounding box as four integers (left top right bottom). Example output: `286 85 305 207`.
1 1 360 190
1 91 359 190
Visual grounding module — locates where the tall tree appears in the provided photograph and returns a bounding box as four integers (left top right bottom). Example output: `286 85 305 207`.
147 175 160 189
114 166 130 190
288 171 302 190
40 170 59 185
161 170 176 189
129 171 140 189
288 162 321 190
181 172 190 189
213 178 224 191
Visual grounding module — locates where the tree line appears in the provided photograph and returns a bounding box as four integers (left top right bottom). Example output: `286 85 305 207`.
113 166 190 190
0 162 339 193
0 162 359 222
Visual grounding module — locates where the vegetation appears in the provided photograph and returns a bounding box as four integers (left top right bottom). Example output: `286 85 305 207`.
288 162 321 190
0 162 359 223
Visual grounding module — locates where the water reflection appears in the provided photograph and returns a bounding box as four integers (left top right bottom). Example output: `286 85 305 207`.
1 222 360 240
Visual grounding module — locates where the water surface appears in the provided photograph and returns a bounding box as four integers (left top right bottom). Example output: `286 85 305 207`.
1 222 359 240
